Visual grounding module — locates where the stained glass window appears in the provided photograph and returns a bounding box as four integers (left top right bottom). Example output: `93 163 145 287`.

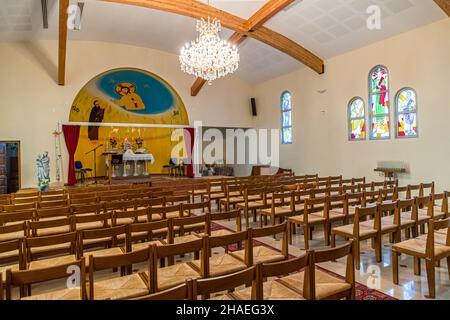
348 97 366 141
395 88 418 138
369 66 390 139
281 91 292 144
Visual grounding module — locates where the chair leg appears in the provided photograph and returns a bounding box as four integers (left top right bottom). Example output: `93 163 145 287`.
288 222 293 245
436 260 441 267
413 257 421 276
392 250 399 285
447 257 450 280
425 259 436 299
355 240 361 271
303 225 310 250
245 210 250 229
323 223 330 246
374 235 382 263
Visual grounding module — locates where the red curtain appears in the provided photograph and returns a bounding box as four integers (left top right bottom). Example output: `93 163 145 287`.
183 128 195 178
63 125 80 186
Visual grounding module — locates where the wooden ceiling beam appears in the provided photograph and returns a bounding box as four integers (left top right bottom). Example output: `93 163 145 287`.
246 0 295 31
434 0 450 17
102 0 324 95
58 0 69 85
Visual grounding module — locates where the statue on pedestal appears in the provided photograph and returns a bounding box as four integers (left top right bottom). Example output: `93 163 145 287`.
37 152 51 192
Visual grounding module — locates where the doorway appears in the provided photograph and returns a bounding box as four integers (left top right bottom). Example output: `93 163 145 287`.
0 141 21 194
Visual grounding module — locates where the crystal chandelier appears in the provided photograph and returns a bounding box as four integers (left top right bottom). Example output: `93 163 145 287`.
179 17 240 84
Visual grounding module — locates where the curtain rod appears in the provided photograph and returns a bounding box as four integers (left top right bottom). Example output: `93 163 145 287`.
58 122 194 129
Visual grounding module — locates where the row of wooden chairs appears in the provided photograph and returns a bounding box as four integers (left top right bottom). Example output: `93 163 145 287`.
1 222 291 300
138 241 355 300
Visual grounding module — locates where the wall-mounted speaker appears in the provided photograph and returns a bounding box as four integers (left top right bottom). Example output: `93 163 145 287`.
251 98 257 117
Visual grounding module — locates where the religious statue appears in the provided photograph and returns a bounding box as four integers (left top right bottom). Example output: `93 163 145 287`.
88 100 105 141
36 152 50 191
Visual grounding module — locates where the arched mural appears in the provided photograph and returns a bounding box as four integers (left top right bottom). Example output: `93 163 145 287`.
69 68 189 176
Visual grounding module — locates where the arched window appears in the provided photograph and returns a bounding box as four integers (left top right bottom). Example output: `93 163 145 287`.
281 91 292 144
348 97 366 141
395 88 418 138
369 65 390 140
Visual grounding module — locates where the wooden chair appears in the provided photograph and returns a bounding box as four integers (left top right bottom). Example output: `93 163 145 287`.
88 247 151 300
415 196 433 234
131 280 192 300
149 238 204 293
134 197 164 212
192 266 256 300
352 177 365 185
394 186 409 201
6 257 87 300
396 199 420 239
372 181 386 191
304 242 355 300
251 255 309 300
12 196 39 205
392 217 450 298
357 183 373 192
329 192 363 224
331 206 381 270
35 206 71 221
231 223 288 266
164 194 191 206
324 194 347 232
162 203 182 219
201 180 226 206
169 214 209 245
78 225 130 266
288 197 328 249
188 182 209 203
24 232 79 270
197 231 249 278
128 220 167 251
219 185 243 211
260 191 293 228
236 187 266 228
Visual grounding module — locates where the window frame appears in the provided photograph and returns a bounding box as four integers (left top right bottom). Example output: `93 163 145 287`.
395 87 419 139
347 96 366 142
368 65 391 140
280 91 292 145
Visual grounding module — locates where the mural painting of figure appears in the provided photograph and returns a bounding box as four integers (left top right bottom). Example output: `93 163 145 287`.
112 83 145 111
88 100 105 141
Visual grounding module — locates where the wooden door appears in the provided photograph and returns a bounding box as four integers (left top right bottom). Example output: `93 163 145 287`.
0 144 6 194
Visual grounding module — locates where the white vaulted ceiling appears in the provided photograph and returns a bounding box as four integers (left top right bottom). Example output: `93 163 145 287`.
0 0 446 84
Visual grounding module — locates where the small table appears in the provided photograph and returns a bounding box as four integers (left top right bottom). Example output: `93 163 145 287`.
374 167 406 181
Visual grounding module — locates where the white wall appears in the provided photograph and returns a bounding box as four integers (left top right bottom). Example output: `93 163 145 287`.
0 40 255 188
254 19 450 191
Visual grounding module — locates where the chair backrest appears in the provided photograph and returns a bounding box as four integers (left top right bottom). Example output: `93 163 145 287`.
192 267 256 300
13 191 40 199
247 223 288 266
134 197 164 209
40 194 67 202
2 203 36 212
304 197 326 215
12 196 39 205
307 241 355 300
170 214 209 242
6 257 86 300
358 183 373 192
407 184 421 198
352 177 365 185
79 224 130 253
0 210 34 224
129 219 170 240
425 217 450 258
182 201 211 216
394 186 409 200
35 206 71 220
362 190 380 206
209 210 241 232
112 208 148 226
255 253 309 300
70 192 97 200
37 199 69 209
88 247 151 299
70 196 99 205
0 238 24 269
71 203 102 215
420 182 435 197
354 205 379 234
74 212 111 230
432 192 448 215
103 200 135 213
74 161 83 169
24 232 78 262
165 194 190 205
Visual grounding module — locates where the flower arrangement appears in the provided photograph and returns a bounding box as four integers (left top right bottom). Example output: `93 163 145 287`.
38 177 50 192
109 137 118 149
135 137 144 149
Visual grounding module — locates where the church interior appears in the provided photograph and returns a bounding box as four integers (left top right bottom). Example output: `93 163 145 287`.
0 0 450 303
